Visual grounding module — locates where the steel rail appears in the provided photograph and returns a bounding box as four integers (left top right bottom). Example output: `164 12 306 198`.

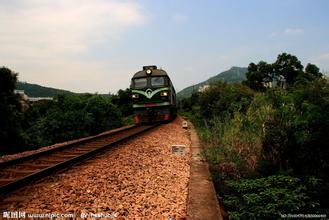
0 125 137 168
0 124 159 195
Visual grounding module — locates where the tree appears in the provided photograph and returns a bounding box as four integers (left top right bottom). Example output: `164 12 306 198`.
86 95 122 134
0 67 24 153
244 61 274 91
0 67 17 94
305 63 323 78
111 89 133 116
274 53 304 86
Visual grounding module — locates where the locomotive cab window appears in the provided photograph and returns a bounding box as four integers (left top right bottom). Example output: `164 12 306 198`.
151 77 165 86
134 78 147 88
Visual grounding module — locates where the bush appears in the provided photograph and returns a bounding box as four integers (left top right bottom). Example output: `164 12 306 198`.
260 80 329 180
22 94 122 150
198 82 254 122
200 94 274 177
223 175 321 219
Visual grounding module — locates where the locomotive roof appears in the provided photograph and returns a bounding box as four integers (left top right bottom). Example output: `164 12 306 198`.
132 69 168 78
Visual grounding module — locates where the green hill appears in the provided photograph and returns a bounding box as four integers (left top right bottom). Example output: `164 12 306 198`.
16 82 74 97
177 66 247 99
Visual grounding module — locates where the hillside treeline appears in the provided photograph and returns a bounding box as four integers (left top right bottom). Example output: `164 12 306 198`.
0 66 132 155
16 81 73 97
179 53 329 218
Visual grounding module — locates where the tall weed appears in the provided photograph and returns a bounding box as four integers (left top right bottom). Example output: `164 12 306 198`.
202 94 274 176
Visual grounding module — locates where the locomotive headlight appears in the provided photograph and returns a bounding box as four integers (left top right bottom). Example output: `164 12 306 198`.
146 69 152 75
132 94 139 98
160 91 168 97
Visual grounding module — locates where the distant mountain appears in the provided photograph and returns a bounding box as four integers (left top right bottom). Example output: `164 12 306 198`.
16 82 74 97
177 66 248 99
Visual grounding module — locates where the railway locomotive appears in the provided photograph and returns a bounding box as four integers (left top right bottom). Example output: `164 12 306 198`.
130 65 177 124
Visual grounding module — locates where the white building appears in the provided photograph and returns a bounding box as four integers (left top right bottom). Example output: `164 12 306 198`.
14 90 53 107
198 84 210 92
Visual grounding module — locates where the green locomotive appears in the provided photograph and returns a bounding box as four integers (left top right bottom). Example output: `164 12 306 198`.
130 65 177 124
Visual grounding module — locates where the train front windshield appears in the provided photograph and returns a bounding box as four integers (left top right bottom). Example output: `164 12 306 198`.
151 77 165 86
134 78 147 88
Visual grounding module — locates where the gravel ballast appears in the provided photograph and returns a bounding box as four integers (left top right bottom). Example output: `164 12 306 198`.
1 118 191 219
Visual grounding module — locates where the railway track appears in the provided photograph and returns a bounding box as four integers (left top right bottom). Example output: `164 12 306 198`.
0 124 159 195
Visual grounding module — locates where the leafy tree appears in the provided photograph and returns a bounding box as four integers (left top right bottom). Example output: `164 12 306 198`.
0 67 24 153
305 63 322 78
0 67 18 93
86 95 122 134
274 53 304 86
111 89 133 116
244 54 322 91
244 61 274 91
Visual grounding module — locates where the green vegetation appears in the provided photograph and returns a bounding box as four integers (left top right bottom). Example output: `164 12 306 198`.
223 175 321 219
179 53 329 218
0 67 25 152
16 81 74 97
0 66 133 155
177 66 247 99
21 94 123 149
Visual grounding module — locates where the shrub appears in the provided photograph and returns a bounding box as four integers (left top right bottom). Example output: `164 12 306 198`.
198 82 254 121
201 94 274 177
22 94 122 150
260 80 329 180
223 175 321 219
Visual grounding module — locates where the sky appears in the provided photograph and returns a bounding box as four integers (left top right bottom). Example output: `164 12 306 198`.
1 0 329 94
